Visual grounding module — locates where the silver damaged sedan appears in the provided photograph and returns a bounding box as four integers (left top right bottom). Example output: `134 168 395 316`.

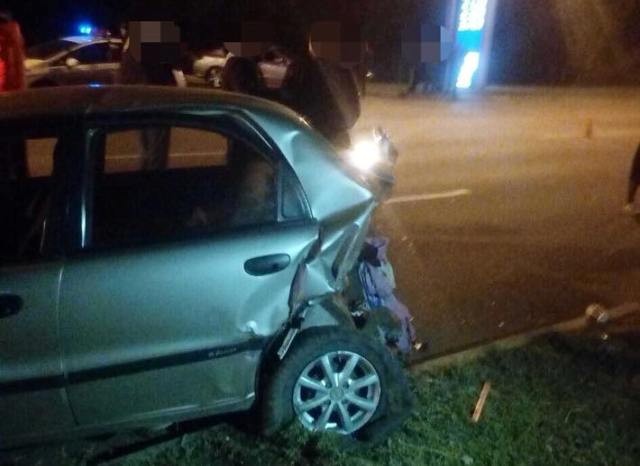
0 85 411 448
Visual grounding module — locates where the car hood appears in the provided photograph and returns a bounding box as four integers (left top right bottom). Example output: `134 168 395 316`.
24 59 46 70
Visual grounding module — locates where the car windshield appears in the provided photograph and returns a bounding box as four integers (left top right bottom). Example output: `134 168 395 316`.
27 40 76 59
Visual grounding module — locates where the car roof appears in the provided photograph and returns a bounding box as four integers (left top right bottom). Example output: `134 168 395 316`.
63 36 123 45
0 85 303 125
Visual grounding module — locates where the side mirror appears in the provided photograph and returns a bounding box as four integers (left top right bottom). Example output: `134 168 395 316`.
65 57 80 68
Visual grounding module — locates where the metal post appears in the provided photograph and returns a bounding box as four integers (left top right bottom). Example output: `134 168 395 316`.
475 0 499 89
452 0 499 91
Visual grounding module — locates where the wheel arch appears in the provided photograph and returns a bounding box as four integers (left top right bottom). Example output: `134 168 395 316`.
254 297 356 401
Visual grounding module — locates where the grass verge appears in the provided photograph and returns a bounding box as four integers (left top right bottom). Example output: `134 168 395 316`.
17 335 640 466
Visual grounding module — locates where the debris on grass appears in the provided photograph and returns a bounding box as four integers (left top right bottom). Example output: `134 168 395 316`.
470 382 491 423
585 303 610 325
461 454 474 465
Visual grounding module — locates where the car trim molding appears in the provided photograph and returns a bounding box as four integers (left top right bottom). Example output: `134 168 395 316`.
0 338 267 395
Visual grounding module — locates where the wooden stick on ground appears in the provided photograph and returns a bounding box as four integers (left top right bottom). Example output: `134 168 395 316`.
471 382 492 423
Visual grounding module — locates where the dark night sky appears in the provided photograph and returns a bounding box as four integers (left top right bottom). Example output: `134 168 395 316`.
490 0 640 84
4 0 640 85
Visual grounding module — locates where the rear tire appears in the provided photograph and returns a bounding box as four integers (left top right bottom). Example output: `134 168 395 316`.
261 327 412 443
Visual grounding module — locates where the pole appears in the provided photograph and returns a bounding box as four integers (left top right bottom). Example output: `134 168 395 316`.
475 0 498 89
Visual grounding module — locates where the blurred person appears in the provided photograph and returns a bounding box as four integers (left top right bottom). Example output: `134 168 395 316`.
220 55 261 95
442 42 465 100
401 62 429 97
0 10 27 182
0 10 26 93
285 51 359 149
624 142 640 214
119 20 185 169
359 41 373 97
120 21 185 87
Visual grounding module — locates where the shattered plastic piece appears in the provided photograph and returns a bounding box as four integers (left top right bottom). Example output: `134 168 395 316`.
358 237 417 353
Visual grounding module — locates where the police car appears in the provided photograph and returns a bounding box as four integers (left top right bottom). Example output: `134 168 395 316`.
25 33 123 88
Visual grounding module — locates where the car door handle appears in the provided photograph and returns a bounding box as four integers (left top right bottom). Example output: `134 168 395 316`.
244 254 291 276
0 294 23 319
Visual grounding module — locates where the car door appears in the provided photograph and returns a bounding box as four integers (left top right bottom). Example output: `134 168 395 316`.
59 118 319 426
0 131 76 445
63 42 118 85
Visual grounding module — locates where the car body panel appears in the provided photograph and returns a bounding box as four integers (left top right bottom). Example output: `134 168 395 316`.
60 223 318 425
0 261 76 438
248 110 377 298
0 86 379 445
193 50 232 83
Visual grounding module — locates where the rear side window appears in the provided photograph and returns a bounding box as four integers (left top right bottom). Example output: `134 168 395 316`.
103 127 229 173
71 43 110 64
90 125 280 248
0 136 58 264
108 42 122 62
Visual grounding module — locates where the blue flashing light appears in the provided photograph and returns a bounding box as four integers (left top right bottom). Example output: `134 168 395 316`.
78 24 94 35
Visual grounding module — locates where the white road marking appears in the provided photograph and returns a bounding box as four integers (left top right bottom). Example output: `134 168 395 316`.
386 189 472 205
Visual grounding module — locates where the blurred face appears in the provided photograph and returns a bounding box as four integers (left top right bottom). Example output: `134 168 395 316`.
127 21 181 65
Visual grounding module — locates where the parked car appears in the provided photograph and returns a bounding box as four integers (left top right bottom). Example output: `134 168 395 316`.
193 45 291 91
192 46 233 88
0 85 410 448
257 46 293 90
25 35 123 88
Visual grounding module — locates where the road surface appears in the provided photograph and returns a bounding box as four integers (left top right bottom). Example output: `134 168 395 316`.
354 85 640 355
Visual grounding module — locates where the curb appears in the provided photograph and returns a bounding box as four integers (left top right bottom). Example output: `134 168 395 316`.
410 302 640 373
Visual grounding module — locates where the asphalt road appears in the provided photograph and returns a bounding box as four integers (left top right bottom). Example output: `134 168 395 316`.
354 85 640 355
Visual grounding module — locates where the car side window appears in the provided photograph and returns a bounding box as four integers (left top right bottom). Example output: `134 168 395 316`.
108 43 122 63
0 136 58 264
71 43 110 64
90 125 279 248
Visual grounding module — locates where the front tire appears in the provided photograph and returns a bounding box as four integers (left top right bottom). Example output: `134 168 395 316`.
261 327 412 441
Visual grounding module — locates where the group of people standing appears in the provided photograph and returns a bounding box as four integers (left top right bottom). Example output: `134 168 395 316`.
1 9 640 214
